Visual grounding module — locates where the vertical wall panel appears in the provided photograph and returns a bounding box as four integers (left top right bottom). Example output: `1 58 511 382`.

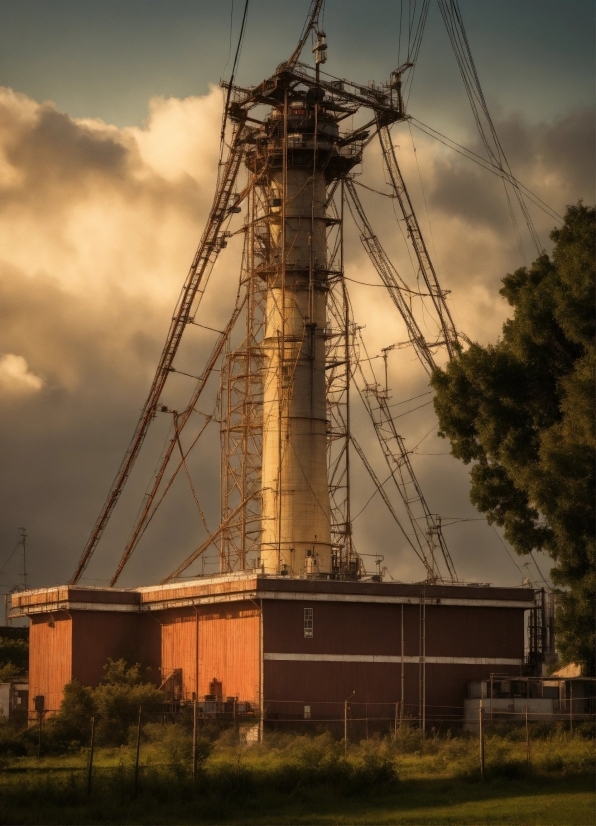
160 608 198 698
71 612 150 688
199 602 260 703
29 614 72 713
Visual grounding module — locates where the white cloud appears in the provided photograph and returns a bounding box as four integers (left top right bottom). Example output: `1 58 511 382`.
0 353 43 394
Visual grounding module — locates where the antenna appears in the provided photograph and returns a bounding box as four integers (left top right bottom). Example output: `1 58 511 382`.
19 527 27 591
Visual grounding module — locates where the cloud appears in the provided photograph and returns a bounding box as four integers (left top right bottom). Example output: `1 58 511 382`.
0 85 590 595
0 354 43 394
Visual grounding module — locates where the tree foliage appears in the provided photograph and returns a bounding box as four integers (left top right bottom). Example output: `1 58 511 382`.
46 658 165 749
0 637 28 681
94 658 165 746
46 679 95 747
431 202 595 673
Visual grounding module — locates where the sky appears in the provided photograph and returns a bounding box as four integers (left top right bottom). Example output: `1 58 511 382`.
0 0 594 607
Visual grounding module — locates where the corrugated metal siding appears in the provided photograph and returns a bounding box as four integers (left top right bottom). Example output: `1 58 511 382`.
264 600 404 655
425 606 524 659
160 608 198 698
265 660 399 704
198 603 260 703
264 601 524 661
140 576 258 605
71 612 151 688
264 660 524 719
29 614 72 713
158 602 260 703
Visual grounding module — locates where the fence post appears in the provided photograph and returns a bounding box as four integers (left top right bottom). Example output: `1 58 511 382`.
87 715 96 797
133 706 142 797
344 691 355 756
569 682 573 735
479 699 485 781
344 700 348 755
192 698 198 781
394 702 398 741
525 705 531 763
36 711 43 759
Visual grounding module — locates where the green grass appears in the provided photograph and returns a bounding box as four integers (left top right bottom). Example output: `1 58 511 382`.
0 728 594 825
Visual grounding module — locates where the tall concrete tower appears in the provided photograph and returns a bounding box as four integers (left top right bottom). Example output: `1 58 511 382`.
245 78 360 577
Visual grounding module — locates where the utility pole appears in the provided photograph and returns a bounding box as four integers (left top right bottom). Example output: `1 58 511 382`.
133 706 142 797
192 696 198 781
19 527 27 591
87 715 96 797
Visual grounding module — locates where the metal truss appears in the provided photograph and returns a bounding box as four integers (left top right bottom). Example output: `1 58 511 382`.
325 183 361 578
354 328 457 583
377 124 460 360
219 184 266 572
344 178 439 375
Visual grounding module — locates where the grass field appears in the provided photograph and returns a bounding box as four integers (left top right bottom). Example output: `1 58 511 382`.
0 728 594 825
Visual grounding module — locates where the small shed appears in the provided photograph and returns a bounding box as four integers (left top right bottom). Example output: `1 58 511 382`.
0 681 29 720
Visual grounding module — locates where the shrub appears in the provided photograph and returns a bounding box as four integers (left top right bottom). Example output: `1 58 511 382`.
143 721 213 777
45 679 95 750
0 637 28 678
94 659 165 746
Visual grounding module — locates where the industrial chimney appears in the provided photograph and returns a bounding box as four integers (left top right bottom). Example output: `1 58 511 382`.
245 89 359 577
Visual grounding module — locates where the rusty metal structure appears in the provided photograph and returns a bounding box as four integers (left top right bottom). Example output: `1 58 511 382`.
66 0 472 589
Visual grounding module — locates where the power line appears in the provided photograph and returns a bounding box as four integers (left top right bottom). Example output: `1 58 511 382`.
491 525 525 578
0 539 21 575
409 119 563 222
437 0 542 257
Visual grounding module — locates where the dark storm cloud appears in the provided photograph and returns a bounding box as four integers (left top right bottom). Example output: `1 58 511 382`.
425 107 594 234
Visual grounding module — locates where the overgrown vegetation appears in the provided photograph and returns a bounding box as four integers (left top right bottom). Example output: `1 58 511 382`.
44 659 165 750
0 633 28 682
0 726 593 824
432 202 596 672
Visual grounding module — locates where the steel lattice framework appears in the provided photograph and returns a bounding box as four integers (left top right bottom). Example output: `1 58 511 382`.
70 1 481 588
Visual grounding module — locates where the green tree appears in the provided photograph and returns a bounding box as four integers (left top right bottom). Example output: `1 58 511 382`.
94 658 164 746
431 202 595 673
0 637 28 681
46 679 96 748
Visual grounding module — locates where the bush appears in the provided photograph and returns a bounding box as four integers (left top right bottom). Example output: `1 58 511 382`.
0 717 28 757
143 721 213 777
45 679 95 750
94 659 165 746
0 637 28 678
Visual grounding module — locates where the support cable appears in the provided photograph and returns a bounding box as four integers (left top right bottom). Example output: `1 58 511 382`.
410 119 563 222
344 178 438 375
376 124 460 361
350 435 433 578
437 0 542 256
109 280 247 585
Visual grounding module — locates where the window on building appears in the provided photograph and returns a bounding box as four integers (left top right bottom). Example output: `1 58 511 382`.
304 607 313 638
304 704 311 719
